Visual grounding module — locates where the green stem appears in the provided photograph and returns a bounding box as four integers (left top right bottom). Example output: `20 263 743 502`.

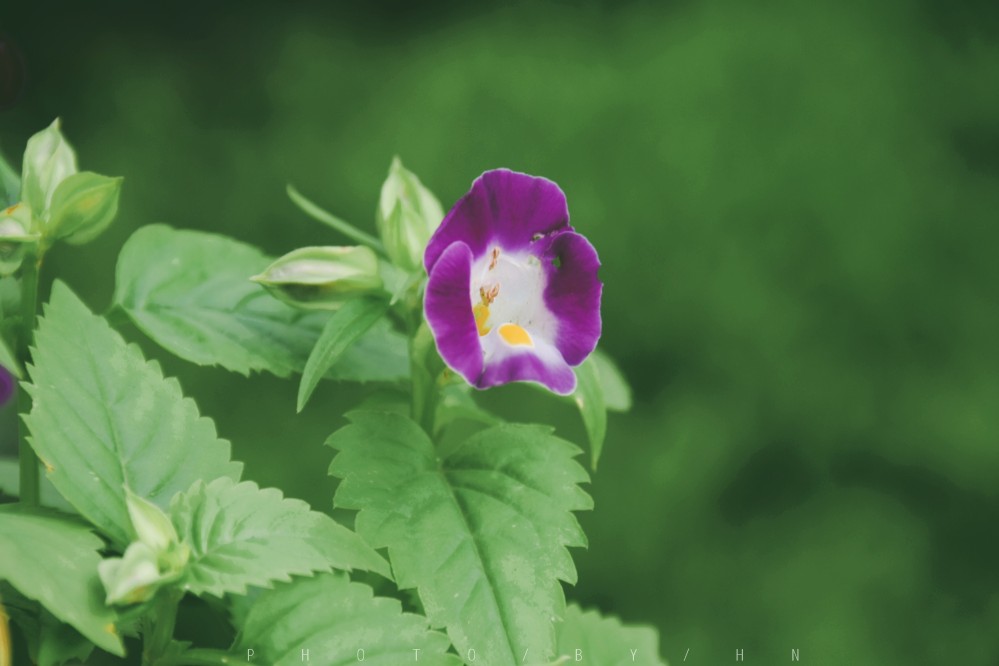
143 589 183 666
17 252 40 508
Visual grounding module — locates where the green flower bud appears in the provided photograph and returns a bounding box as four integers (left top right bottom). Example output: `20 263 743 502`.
125 487 179 553
252 245 384 310
47 171 123 245
21 118 78 215
0 203 39 276
376 157 443 272
98 542 182 606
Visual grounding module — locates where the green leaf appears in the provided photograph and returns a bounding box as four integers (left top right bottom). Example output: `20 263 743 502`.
287 184 385 253
2 583 97 666
0 146 20 207
113 224 408 382
23 281 242 547
0 505 125 657
556 604 666 666
170 477 390 598
328 412 592 666
591 349 632 412
46 171 123 245
572 357 607 470
234 573 461 666
0 458 74 512
298 297 388 411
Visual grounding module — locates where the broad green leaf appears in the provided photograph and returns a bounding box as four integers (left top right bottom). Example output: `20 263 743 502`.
0 458 74 512
170 477 390 598
234 573 460 666
298 297 388 412
2 582 97 666
0 147 20 207
23 281 242 547
0 505 124 657
113 224 408 382
328 412 592 666
572 357 607 470
591 349 632 412
556 605 666 666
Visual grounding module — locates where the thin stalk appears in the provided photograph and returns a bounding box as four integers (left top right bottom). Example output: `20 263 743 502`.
17 252 40 508
143 589 183 666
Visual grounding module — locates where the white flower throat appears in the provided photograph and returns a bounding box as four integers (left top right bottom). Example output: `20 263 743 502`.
470 246 556 348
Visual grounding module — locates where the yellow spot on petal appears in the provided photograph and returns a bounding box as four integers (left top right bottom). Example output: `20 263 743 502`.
499 323 533 347
473 303 492 336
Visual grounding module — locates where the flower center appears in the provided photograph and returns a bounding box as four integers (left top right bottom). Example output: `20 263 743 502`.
470 246 554 345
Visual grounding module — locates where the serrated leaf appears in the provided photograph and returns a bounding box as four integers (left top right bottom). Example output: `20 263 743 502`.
556 605 666 666
591 349 632 413
113 224 408 382
234 573 461 666
0 505 124 657
23 281 242 547
572 357 607 470
328 412 592 666
3 580 97 666
298 297 389 412
170 477 390 598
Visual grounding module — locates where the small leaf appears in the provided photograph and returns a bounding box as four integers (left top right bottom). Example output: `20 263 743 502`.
23 281 242 547
556 604 666 666
298 297 388 411
573 357 607 470
287 184 385 252
234 573 461 666
113 224 408 382
328 411 592 665
0 505 124 657
170 477 390 598
46 172 122 245
591 349 632 412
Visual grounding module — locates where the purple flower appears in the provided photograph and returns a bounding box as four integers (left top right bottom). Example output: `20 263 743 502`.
424 169 602 395
0 365 13 406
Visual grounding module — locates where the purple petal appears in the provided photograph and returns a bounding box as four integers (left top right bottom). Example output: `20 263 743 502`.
424 169 571 272
477 332 577 395
424 241 483 385
541 231 603 365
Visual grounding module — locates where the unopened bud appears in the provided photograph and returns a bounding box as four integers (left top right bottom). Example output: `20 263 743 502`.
47 171 123 244
21 118 78 214
376 157 443 272
252 245 383 310
0 203 38 275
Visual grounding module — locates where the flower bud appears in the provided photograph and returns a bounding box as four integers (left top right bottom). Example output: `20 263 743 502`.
0 203 38 276
98 542 180 605
46 171 122 245
21 118 78 214
125 487 179 554
376 157 443 272
252 245 384 310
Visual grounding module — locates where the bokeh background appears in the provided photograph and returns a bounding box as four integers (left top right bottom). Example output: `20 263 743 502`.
2 0 998 663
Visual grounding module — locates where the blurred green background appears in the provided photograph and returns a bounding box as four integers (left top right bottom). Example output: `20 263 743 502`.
2 0 998 663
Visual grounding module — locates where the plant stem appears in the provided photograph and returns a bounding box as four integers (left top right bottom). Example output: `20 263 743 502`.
17 252 40 508
143 589 183 666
